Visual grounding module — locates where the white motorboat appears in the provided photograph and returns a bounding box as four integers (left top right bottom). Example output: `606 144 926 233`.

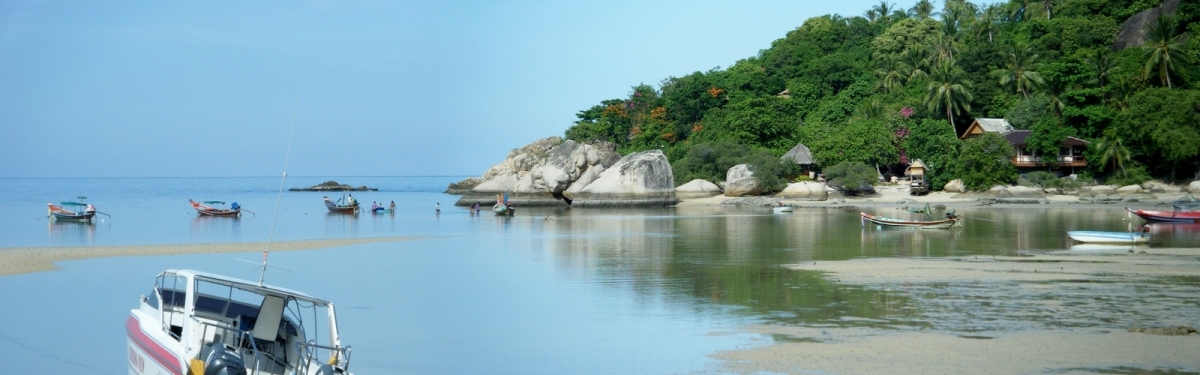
772 206 793 213
126 269 353 375
1066 230 1150 244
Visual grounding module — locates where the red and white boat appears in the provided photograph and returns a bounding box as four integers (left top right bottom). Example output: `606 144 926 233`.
1126 207 1200 223
127 269 353 375
189 200 242 217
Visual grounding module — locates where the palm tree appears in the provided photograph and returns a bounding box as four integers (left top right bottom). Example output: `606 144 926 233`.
1143 13 1187 88
873 1 898 22
909 0 938 19
1038 0 1055 20
925 58 974 131
1084 47 1117 87
1094 129 1130 179
900 49 930 84
1007 0 1033 22
992 43 1045 98
875 55 907 93
975 4 1003 43
865 8 880 22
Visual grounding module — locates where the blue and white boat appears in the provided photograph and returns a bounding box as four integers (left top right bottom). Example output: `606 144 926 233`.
1067 229 1150 244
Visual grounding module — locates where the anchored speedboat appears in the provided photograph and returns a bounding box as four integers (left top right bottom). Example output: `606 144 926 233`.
126 269 353 375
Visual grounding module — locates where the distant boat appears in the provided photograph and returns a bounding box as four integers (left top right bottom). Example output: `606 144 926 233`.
1126 207 1200 223
371 208 393 214
48 196 98 221
1067 229 1150 244
323 196 359 214
493 203 515 216
773 205 793 213
860 212 960 229
189 199 241 217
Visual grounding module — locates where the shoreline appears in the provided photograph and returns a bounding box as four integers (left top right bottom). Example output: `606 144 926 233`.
707 251 1200 374
0 237 416 276
674 187 1192 210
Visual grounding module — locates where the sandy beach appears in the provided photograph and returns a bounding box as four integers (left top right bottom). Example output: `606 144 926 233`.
703 250 1200 374
0 237 416 276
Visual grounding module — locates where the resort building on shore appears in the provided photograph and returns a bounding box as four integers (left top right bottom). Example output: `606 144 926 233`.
959 118 1089 176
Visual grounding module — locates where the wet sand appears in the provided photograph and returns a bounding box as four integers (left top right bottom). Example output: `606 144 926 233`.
0 237 416 276
705 251 1200 374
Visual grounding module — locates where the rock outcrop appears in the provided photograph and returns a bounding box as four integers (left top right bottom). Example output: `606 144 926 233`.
944 179 965 193
570 150 679 207
1113 0 1179 51
676 179 722 200
724 164 763 197
289 180 377 192
453 137 620 206
778 181 828 200
1190 181 1200 194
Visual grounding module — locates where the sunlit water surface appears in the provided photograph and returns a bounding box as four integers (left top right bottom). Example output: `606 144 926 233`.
1 177 1198 374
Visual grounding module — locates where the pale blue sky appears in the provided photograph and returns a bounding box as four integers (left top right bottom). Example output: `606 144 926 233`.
2 1 891 177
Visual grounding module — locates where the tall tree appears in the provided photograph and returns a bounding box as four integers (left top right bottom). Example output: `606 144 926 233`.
875 55 908 93
901 49 930 84
909 0 938 19
1142 13 1188 89
873 1 898 22
1083 47 1117 87
992 43 1045 98
975 3 1003 43
1007 0 1033 22
1093 128 1130 179
925 58 974 131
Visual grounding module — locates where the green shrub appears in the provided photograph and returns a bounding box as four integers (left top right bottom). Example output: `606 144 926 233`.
824 161 878 196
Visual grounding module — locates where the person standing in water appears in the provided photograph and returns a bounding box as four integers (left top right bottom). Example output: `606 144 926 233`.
435 202 440 214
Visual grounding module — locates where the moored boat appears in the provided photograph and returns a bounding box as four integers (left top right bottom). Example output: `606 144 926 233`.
1067 228 1150 244
493 203 515 216
323 196 359 214
126 269 354 375
48 197 98 222
189 199 242 217
860 212 960 229
1126 207 1200 223
773 206 793 213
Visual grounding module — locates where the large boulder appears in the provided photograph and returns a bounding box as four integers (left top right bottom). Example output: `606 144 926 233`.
458 138 620 206
944 179 965 193
1089 185 1118 197
778 181 828 200
675 179 722 200
1116 184 1145 195
1190 180 1200 194
570 150 679 207
724 164 763 197
998 185 1045 198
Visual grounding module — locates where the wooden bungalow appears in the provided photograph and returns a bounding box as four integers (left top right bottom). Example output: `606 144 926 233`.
959 118 1088 175
905 159 928 180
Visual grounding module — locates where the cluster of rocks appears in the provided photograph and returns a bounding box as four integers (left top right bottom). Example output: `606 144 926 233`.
1128 324 1197 336
450 137 677 207
289 181 377 192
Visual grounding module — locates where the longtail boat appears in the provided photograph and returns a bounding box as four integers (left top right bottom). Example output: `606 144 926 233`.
323 196 359 214
1126 207 1200 223
189 199 241 217
48 196 98 222
860 212 960 229
493 203 515 216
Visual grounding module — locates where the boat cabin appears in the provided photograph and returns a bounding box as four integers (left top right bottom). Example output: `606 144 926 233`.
128 269 351 375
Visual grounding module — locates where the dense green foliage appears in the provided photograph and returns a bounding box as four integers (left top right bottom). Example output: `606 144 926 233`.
823 161 879 196
957 132 1019 190
565 0 1199 190
670 141 800 193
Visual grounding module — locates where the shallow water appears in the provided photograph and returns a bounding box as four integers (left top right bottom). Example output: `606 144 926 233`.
1 177 1198 374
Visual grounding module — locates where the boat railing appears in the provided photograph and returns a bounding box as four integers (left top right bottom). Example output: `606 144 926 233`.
195 321 264 374
294 340 353 374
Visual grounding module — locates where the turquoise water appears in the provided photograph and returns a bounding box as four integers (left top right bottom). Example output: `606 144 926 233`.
1 177 1199 374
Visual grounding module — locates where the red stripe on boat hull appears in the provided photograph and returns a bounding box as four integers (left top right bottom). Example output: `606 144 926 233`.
126 315 183 375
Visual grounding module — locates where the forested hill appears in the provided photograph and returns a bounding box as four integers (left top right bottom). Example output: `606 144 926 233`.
563 0 1200 192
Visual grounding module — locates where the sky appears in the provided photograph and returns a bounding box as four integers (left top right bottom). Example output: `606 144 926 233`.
1 0 892 178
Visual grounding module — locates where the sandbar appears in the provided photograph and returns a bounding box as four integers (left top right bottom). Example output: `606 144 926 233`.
0 237 415 276
705 251 1200 374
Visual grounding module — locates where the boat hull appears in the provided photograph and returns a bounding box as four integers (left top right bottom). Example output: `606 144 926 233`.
325 201 359 214
773 206 793 213
48 203 95 222
860 212 959 229
1067 230 1150 244
493 204 515 216
1127 208 1200 223
126 313 184 375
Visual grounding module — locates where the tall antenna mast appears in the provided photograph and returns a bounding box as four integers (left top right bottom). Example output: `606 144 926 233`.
260 94 299 286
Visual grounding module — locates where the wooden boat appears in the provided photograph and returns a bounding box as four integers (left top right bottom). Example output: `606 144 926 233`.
493 203 515 216
1126 207 1200 223
1067 229 1150 244
323 196 359 214
860 212 960 229
127 269 355 375
189 199 241 217
48 198 97 222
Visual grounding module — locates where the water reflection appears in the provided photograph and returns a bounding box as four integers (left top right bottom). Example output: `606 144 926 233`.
324 211 359 237
47 220 96 246
188 215 242 241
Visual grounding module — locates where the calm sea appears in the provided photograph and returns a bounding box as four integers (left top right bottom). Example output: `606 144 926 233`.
1 177 1198 374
